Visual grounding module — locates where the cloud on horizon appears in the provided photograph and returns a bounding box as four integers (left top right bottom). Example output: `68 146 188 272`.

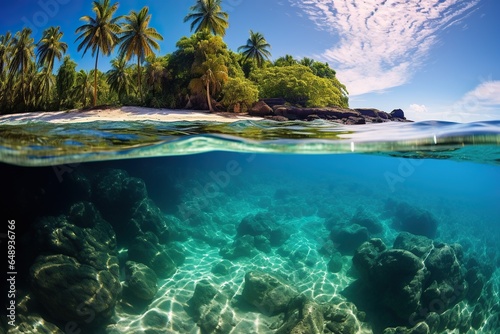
290 0 479 96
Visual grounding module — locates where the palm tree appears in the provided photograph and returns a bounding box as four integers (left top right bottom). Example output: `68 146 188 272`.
300 57 314 68
184 0 229 37
9 28 35 107
36 67 55 108
74 70 93 107
189 55 228 112
118 6 163 103
274 54 297 67
75 0 122 106
0 32 12 75
106 56 132 102
238 30 271 68
36 26 68 73
145 55 169 95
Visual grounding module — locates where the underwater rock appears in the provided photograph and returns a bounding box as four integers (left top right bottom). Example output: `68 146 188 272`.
123 261 158 301
471 304 485 329
127 233 177 279
328 251 343 273
237 212 290 247
211 260 232 276
130 198 171 243
324 302 361 334
254 234 272 253
372 249 424 282
30 254 121 326
187 280 235 334
351 207 383 234
241 271 299 316
140 309 170 332
424 244 463 284
220 235 257 260
465 266 485 302
352 238 387 279
7 314 65 333
331 224 370 255
388 201 438 238
276 295 324 334
393 232 434 258
382 321 430 334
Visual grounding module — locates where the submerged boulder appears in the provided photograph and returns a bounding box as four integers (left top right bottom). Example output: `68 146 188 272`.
123 261 158 301
330 224 370 254
241 271 299 316
30 254 121 326
387 201 438 238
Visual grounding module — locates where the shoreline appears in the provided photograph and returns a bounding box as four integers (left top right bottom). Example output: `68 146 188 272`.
0 106 264 124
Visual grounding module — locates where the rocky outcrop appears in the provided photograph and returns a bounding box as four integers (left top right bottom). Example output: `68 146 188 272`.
249 101 411 123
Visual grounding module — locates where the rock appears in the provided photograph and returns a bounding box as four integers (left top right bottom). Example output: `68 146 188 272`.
8 314 65 333
465 267 484 302
352 238 387 279
424 244 461 283
254 235 272 253
471 304 484 329
266 115 289 122
383 322 429 334
130 198 171 243
187 281 234 334
276 296 324 334
351 208 383 234
124 261 158 301
389 201 438 239
241 271 299 316
128 234 177 279
140 309 169 332
237 212 290 247
211 260 232 276
390 109 406 119
331 224 370 254
393 232 433 258
328 252 343 273
249 101 273 116
219 235 257 260
30 254 121 326
324 302 361 334
372 249 424 282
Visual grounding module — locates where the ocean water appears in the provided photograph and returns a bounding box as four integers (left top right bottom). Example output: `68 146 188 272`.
1 119 499 334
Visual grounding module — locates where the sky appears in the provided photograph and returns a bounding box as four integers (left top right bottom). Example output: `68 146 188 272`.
1 0 499 122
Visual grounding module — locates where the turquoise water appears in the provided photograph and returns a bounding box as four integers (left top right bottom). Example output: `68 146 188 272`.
1 120 499 333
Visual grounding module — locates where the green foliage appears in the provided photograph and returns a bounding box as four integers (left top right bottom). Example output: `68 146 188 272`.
221 77 259 112
251 64 348 108
238 30 272 68
56 56 77 108
274 54 297 67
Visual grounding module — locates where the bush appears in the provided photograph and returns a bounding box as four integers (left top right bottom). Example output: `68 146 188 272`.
221 77 259 112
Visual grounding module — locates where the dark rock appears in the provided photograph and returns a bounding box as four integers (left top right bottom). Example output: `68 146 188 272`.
425 312 440 333
270 226 291 247
424 244 461 283
465 267 484 302
254 235 272 253
328 252 343 273
265 115 289 122
261 98 287 107
211 260 232 276
352 238 387 279
30 254 121 326
130 198 171 243
383 322 430 334
249 101 273 116
220 235 256 260
471 304 484 329
324 302 361 334
237 212 290 247
140 309 169 331
345 116 366 125
355 108 380 117
241 271 299 316
389 202 438 239
8 315 65 333
331 224 370 254
276 297 324 334
393 232 433 258
188 281 235 334
124 261 158 301
351 208 383 234
390 109 406 119
372 249 424 281
128 234 177 279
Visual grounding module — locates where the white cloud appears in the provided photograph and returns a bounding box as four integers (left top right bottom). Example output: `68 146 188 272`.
289 0 479 95
409 104 428 113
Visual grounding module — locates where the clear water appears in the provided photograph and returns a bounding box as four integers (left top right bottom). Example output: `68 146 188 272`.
1 120 499 334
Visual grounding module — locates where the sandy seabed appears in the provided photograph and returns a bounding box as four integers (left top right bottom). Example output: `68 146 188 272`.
0 106 263 124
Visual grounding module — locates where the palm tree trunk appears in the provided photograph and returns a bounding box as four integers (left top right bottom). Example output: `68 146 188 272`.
93 49 99 106
138 57 142 103
206 80 213 112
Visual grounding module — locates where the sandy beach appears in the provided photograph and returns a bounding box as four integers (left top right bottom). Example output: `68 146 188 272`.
0 106 263 124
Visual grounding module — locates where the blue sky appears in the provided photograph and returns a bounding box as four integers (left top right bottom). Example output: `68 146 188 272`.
1 0 499 122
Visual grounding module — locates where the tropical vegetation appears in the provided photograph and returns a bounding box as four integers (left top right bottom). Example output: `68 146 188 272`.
0 0 348 115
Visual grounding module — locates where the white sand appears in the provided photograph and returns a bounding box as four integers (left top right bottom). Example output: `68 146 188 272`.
0 106 263 124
